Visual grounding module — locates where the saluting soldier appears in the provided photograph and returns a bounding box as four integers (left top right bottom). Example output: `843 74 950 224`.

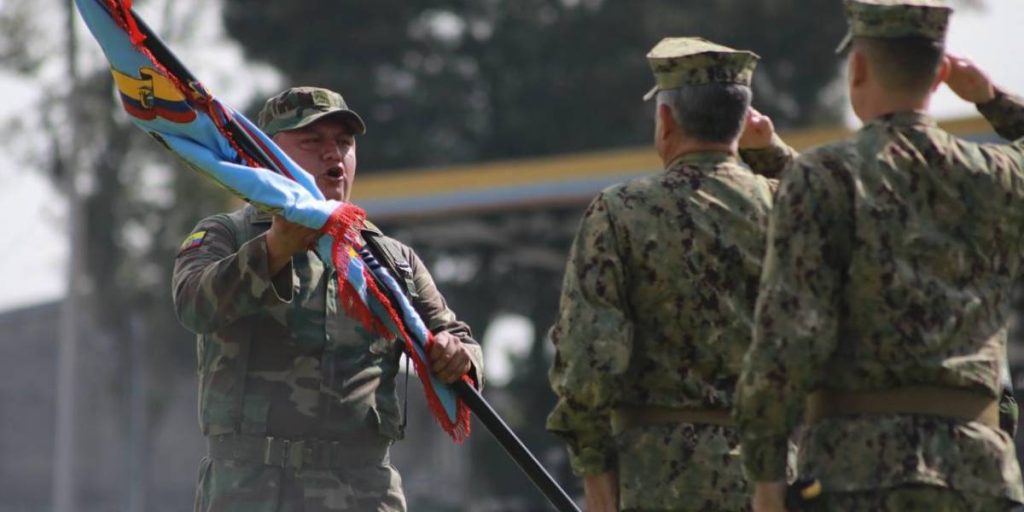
547 38 783 511
734 1 1024 510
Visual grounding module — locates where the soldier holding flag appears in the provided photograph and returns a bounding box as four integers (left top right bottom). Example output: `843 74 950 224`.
173 87 484 512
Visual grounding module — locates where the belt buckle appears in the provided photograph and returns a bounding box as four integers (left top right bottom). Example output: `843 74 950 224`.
286 440 305 471
262 437 302 471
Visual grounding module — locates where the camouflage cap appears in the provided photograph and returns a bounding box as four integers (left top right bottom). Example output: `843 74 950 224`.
642 37 759 101
257 86 367 136
836 0 952 54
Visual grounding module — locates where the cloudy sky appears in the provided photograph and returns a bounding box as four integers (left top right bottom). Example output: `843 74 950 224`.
1 1 1022 313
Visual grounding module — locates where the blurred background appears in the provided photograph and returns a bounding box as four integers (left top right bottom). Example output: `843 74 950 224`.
1 0 1022 510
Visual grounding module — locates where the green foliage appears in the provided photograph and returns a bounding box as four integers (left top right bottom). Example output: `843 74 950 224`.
223 0 849 170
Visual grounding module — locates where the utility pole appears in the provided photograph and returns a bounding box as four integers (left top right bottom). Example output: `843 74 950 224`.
53 0 81 510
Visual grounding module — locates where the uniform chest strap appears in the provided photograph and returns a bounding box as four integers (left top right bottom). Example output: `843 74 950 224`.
805 386 999 429
610 406 733 434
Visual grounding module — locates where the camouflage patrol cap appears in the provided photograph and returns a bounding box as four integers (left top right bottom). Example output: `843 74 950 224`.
642 37 759 101
836 0 952 54
257 86 367 136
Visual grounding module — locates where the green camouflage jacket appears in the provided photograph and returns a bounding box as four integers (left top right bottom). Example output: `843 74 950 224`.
172 205 482 441
735 91 1024 503
547 152 777 510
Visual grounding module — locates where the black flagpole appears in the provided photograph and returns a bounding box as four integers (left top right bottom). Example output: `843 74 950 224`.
453 380 579 511
128 8 579 512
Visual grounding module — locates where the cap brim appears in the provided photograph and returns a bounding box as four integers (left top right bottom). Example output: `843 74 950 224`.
642 85 659 102
291 109 367 136
835 29 853 55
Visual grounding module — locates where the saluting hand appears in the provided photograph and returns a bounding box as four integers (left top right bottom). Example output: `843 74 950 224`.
945 54 996 104
428 331 473 384
739 108 776 150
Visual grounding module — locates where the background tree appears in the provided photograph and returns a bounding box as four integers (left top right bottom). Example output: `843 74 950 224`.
223 0 849 170
2 0 238 508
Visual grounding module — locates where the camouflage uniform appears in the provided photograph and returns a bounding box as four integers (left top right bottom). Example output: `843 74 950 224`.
173 88 483 512
735 2 1024 509
547 39 780 512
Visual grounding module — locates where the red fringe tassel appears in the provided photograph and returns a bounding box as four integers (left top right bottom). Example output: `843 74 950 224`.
362 269 472 442
323 203 470 441
103 0 260 169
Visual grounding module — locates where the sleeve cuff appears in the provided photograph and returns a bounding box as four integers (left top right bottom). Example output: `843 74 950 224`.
567 444 617 476
976 87 1024 141
547 405 616 476
739 134 795 179
462 342 485 389
741 436 790 482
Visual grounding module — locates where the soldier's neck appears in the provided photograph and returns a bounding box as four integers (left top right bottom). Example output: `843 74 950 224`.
660 138 737 167
856 92 932 124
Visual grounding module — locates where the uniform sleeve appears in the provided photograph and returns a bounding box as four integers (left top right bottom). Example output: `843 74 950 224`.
739 133 800 181
403 246 485 388
172 216 293 334
546 194 633 476
977 88 1024 142
734 154 853 481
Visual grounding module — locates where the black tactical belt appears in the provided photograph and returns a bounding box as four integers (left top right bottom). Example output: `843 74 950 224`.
207 433 390 471
610 406 733 434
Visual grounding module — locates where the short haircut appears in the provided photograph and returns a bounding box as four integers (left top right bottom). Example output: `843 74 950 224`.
853 35 945 94
657 83 752 144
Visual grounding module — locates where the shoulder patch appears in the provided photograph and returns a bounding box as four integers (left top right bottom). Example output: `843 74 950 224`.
178 230 207 255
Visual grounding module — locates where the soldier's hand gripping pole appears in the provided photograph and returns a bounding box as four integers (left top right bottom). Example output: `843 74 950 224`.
129 10 579 512
453 380 580 512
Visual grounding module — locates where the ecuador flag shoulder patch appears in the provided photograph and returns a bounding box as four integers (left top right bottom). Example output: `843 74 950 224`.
178 230 207 255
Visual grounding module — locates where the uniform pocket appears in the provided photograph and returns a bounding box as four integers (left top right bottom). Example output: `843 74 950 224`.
195 458 283 512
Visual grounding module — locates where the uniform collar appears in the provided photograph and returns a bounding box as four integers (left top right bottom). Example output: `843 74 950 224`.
361 219 383 236
247 204 272 224
665 150 738 171
867 111 937 130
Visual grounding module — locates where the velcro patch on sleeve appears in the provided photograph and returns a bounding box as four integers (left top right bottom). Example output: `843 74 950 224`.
178 230 207 255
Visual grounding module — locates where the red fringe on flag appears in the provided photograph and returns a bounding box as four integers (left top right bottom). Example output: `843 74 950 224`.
102 0 260 170
322 204 471 442
105 0 145 45
360 264 472 442
321 204 390 340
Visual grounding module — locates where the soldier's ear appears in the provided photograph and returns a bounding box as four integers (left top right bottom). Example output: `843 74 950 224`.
848 49 869 89
656 103 676 142
932 56 951 92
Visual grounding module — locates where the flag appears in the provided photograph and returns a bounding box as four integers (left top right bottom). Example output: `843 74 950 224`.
74 0 471 441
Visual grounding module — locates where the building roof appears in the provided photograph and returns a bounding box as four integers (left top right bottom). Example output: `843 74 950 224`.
352 116 997 221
